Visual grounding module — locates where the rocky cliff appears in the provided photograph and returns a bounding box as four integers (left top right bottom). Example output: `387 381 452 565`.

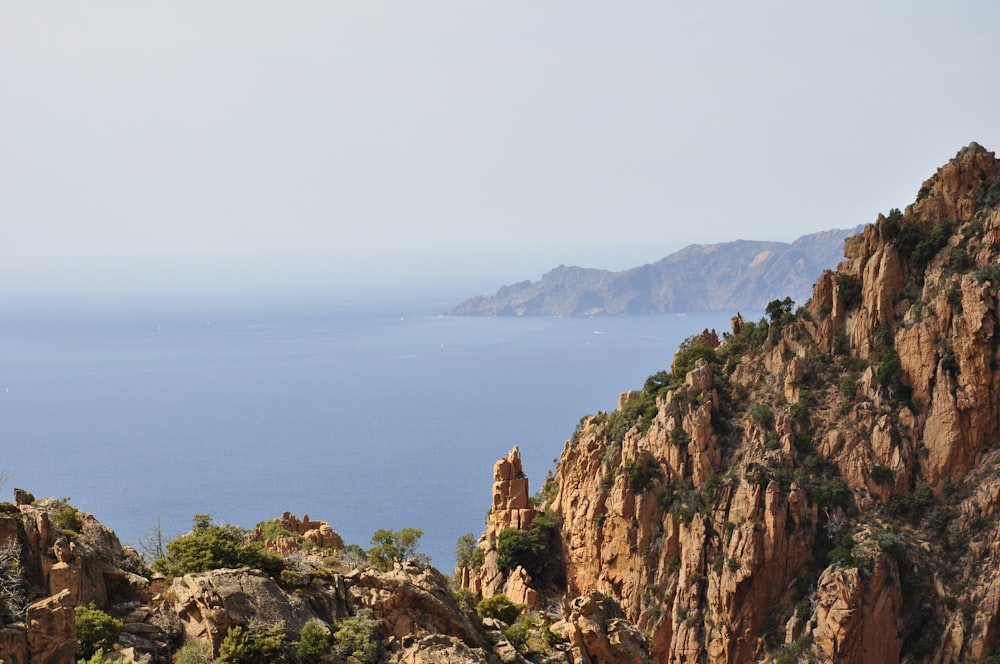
451 226 862 317
459 143 1000 662
5 144 1000 664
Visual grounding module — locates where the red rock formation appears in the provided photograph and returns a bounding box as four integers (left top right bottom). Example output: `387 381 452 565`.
500 145 1000 661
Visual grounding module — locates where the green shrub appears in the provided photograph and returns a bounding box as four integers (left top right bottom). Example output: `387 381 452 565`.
701 474 723 503
503 613 542 653
766 297 794 325
331 609 381 664
218 623 287 664
871 465 894 485
452 588 479 615
296 619 332 664
879 208 904 240
950 247 973 273
219 625 256 664
339 544 368 568
887 484 935 520
75 603 122 659
255 520 298 542
494 511 558 578
153 515 283 579
172 640 212 664
367 527 429 572
476 593 523 624
751 404 774 430
833 330 850 356
671 339 720 378
895 219 952 275
975 264 1000 285
790 390 813 422
941 352 959 376
455 533 482 570
839 373 858 398
837 274 862 310
52 501 82 535
77 648 131 664
623 457 661 494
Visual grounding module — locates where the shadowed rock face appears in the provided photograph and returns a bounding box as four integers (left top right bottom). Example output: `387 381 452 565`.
451 226 863 317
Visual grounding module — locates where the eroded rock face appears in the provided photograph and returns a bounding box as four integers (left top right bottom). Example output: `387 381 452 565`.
392 634 498 664
461 447 538 602
557 592 649 664
166 567 324 652
350 560 492 654
807 558 903 664
511 145 1000 661
25 590 75 664
246 512 345 555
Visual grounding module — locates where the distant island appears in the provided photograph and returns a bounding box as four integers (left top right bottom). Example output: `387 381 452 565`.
451 225 864 316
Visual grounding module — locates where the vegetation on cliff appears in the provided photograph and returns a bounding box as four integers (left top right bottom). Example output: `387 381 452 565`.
458 142 1000 663
5 144 1000 664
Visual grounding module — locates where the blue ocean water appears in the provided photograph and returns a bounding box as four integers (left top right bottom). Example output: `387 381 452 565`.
0 301 743 569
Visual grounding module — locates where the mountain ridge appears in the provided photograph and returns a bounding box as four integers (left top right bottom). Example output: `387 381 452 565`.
451 226 863 316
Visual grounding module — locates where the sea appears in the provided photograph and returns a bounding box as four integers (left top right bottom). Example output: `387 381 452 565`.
0 299 746 570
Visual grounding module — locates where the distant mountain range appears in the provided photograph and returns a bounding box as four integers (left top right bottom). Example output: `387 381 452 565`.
450 225 864 316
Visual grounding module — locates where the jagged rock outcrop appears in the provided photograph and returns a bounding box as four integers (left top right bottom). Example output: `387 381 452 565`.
460 447 540 607
0 497 140 664
246 512 345 555
555 592 649 664
349 560 492 654
455 143 1000 662
806 556 902 663
24 590 75 664
164 567 328 651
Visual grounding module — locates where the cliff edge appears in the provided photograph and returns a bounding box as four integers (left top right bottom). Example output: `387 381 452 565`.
460 142 1000 663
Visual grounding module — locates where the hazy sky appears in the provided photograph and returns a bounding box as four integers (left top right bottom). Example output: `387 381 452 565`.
3 2 999 307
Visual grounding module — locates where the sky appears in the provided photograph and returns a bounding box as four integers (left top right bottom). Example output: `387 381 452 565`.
2 1 999 309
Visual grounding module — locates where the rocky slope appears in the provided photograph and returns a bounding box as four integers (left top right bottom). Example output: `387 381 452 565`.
0 494 644 664
5 143 1000 664
451 226 862 316
459 143 1000 662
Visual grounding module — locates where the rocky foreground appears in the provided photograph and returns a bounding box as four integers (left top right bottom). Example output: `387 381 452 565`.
4 143 1000 664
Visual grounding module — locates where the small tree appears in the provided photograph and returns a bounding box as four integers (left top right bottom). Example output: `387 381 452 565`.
455 533 478 569
77 648 133 664
137 517 167 562
296 620 332 664
765 297 794 325
75 603 122 659
173 640 213 664
367 528 429 572
494 511 558 579
331 609 381 664
218 623 287 664
153 515 283 578
476 594 523 624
